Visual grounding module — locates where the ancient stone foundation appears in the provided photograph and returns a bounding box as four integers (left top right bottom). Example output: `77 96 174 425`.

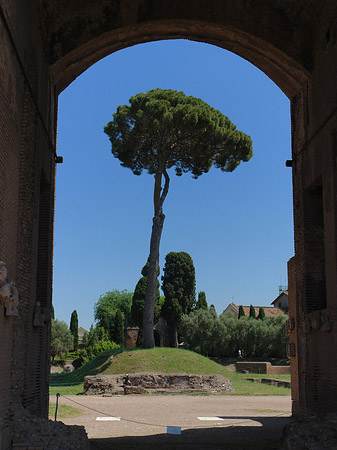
11 409 89 450
84 373 234 395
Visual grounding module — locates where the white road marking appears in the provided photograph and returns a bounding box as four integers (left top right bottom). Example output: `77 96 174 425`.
96 416 121 421
197 417 224 421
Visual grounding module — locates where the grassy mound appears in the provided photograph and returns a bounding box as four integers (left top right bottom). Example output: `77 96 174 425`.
102 347 233 375
50 347 291 396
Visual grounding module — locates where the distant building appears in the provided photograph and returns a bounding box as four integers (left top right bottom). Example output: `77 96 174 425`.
78 326 88 348
271 290 289 313
221 302 286 318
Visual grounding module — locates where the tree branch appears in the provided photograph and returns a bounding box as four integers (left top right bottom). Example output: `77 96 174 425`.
160 169 170 209
153 171 162 216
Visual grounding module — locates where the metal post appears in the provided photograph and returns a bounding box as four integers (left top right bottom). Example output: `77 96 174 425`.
54 393 60 421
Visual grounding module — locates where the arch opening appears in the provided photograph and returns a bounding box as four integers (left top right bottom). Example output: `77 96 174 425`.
52 42 293 441
50 20 309 98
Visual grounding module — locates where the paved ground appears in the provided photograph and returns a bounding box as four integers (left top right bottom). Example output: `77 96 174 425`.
51 394 292 449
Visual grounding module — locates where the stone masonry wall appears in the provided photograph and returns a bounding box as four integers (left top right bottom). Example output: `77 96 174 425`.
84 373 234 395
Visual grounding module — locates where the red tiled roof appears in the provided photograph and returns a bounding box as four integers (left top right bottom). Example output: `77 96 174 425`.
222 303 286 318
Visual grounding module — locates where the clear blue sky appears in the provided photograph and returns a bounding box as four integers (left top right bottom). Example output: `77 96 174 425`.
53 40 293 331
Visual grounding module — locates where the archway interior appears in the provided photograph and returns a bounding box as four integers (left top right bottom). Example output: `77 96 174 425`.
53 39 292 338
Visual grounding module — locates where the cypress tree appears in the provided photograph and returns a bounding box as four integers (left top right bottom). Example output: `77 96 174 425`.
161 251 196 346
257 307 266 320
249 304 256 319
196 291 208 310
238 305 245 318
69 310 79 351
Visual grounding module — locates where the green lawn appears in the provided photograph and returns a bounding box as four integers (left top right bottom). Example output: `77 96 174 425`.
49 403 83 419
50 347 291 396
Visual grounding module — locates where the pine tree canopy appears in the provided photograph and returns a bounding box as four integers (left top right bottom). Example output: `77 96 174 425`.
104 88 253 178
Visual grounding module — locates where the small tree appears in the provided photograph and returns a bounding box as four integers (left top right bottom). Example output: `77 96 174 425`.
238 305 245 318
104 89 253 348
249 304 256 319
51 319 73 361
87 324 110 347
69 310 79 351
94 289 132 339
196 291 208 310
257 307 266 320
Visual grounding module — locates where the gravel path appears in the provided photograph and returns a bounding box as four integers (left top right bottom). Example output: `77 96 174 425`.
51 394 292 449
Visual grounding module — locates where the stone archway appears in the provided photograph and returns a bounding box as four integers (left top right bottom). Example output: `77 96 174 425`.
1 1 337 448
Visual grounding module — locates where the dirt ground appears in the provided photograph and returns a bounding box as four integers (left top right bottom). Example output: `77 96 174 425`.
52 394 292 449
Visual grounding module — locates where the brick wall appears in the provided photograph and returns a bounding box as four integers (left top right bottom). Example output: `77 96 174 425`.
0 1 56 448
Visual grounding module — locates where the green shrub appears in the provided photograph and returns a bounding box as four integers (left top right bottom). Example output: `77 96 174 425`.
180 309 288 358
76 339 120 365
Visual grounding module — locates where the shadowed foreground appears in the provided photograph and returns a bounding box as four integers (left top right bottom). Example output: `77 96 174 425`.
90 416 290 449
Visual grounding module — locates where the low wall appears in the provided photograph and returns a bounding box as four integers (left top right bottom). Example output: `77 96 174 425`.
268 365 290 375
84 373 234 395
236 362 290 375
242 377 291 389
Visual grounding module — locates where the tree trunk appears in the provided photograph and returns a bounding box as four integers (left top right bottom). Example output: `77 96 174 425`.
142 213 165 348
143 168 169 348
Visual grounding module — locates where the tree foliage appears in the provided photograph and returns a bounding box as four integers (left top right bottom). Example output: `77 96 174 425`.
238 305 245 318
75 325 120 366
209 304 217 318
94 289 132 340
180 310 288 358
161 251 196 346
249 304 256 319
105 89 253 348
69 310 79 351
112 310 124 345
257 307 266 320
50 319 73 361
196 291 208 310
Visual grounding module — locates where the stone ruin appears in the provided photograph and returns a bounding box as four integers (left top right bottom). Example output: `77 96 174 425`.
84 373 234 396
